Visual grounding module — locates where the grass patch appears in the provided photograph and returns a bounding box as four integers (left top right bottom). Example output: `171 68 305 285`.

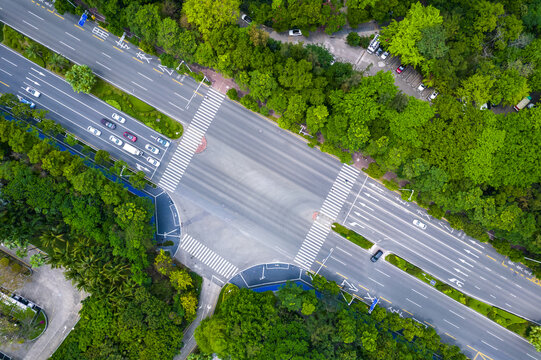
386 253 535 338
27 310 46 340
332 223 374 249
91 78 183 139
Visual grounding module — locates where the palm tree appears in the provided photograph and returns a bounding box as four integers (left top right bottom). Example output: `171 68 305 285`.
48 53 68 72
23 43 45 67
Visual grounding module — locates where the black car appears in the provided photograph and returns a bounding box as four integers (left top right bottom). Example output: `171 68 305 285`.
101 118 116 130
371 250 383 263
375 47 384 57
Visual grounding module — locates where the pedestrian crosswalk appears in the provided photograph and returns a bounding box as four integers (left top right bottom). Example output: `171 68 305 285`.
294 164 359 270
180 234 238 279
158 88 225 192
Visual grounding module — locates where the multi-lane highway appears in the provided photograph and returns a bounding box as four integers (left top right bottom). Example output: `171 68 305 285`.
1 2 540 359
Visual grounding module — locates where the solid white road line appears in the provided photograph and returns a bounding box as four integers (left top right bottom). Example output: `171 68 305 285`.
367 277 384 287
375 268 390 278
65 32 81 41
137 71 153 81
59 41 75 50
22 20 38 30
443 319 459 328
330 256 346 266
411 288 428 298
486 331 504 341
1 57 18 67
481 340 498 351
28 11 44 20
95 61 111 70
131 81 147 91
405 298 421 307
101 52 111 58
335 247 352 256
448 309 465 319
0 68 12 76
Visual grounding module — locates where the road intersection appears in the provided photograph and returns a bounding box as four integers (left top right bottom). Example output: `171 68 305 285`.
0 2 540 359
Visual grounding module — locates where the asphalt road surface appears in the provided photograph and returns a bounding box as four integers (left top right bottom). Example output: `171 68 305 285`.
1 2 540 359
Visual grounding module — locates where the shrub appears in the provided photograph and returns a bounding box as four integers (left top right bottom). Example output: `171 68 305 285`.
427 203 445 219
363 162 386 179
10 263 22 273
240 95 259 112
226 88 239 101
347 8 370 28
359 35 372 49
160 53 177 68
320 142 352 163
139 40 157 56
346 32 360 47
0 257 9 267
106 99 121 110
160 240 175 247
259 106 269 116
64 134 78 146
382 178 399 191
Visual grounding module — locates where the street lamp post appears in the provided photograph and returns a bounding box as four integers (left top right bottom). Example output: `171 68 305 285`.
398 188 415 201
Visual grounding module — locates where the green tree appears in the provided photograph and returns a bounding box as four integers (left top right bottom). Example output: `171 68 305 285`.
417 24 448 60
170 269 193 292
529 326 541 352
49 53 69 72
24 42 45 67
491 69 530 106
65 65 96 93
94 149 110 166
183 0 241 39
306 105 329 134
154 249 173 276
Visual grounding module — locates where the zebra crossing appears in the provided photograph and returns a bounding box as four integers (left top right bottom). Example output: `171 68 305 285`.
294 164 360 270
180 234 238 279
158 88 225 192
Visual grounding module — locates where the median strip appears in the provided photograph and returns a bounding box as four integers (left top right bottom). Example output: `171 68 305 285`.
331 222 374 249
386 253 535 339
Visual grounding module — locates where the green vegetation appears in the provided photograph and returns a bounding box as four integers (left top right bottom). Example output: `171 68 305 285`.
530 326 541 352
0 299 46 343
65 64 96 93
2 24 182 139
0 111 198 358
0 251 31 293
91 78 182 139
332 222 374 249
195 278 466 359
386 254 534 338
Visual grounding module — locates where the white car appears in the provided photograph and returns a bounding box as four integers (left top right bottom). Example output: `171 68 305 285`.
289 29 302 36
145 144 159 155
381 51 390 60
156 137 170 147
428 91 439 101
109 135 123 146
111 113 126 124
413 219 427 229
87 126 101 136
25 86 41 98
147 156 160 167
417 83 426 92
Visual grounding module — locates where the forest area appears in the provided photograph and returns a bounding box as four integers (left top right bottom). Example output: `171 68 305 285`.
193 279 467 360
0 102 200 359
52 0 541 274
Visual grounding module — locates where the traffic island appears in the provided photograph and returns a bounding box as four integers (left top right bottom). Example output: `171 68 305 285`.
332 222 374 249
386 253 535 339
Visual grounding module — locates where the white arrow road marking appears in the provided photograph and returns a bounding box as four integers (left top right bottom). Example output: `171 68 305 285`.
30 67 45 76
459 258 474 267
369 183 384 192
358 202 374 211
354 211 369 221
365 192 380 201
25 77 39 86
448 278 464 288
469 239 485 249
363 292 376 302
158 64 174 75
464 249 480 258
454 268 469 277
349 221 364 229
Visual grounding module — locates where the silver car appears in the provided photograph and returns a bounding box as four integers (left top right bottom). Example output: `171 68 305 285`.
145 144 159 154
289 29 302 36
111 113 126 124
109 135 123 146
413 219 427 229
147 156 160 167
87 126 101 136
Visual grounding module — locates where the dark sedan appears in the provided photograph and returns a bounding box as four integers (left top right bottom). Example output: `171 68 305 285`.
101 118 116 130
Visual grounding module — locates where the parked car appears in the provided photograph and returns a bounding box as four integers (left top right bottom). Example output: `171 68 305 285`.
101 118 116 130
527 102 535 109
428 91 439 101
241 14 252 24
109 135 123 146
289 29 302 36
381 51 390 60
396 65 405 74
147 156 160 167
371 250 383 263
367 34 380 54
156 137 170 147
123 131 137 142
111 113 126 124
413 219 427 229
417 83 426 92
87 126 101 136
25 86 40 97
375 47 384 57
17 95 35 109
145 144 159 155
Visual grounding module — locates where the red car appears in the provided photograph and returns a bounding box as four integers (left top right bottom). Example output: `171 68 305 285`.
396 65 405 74
123 132 137 142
